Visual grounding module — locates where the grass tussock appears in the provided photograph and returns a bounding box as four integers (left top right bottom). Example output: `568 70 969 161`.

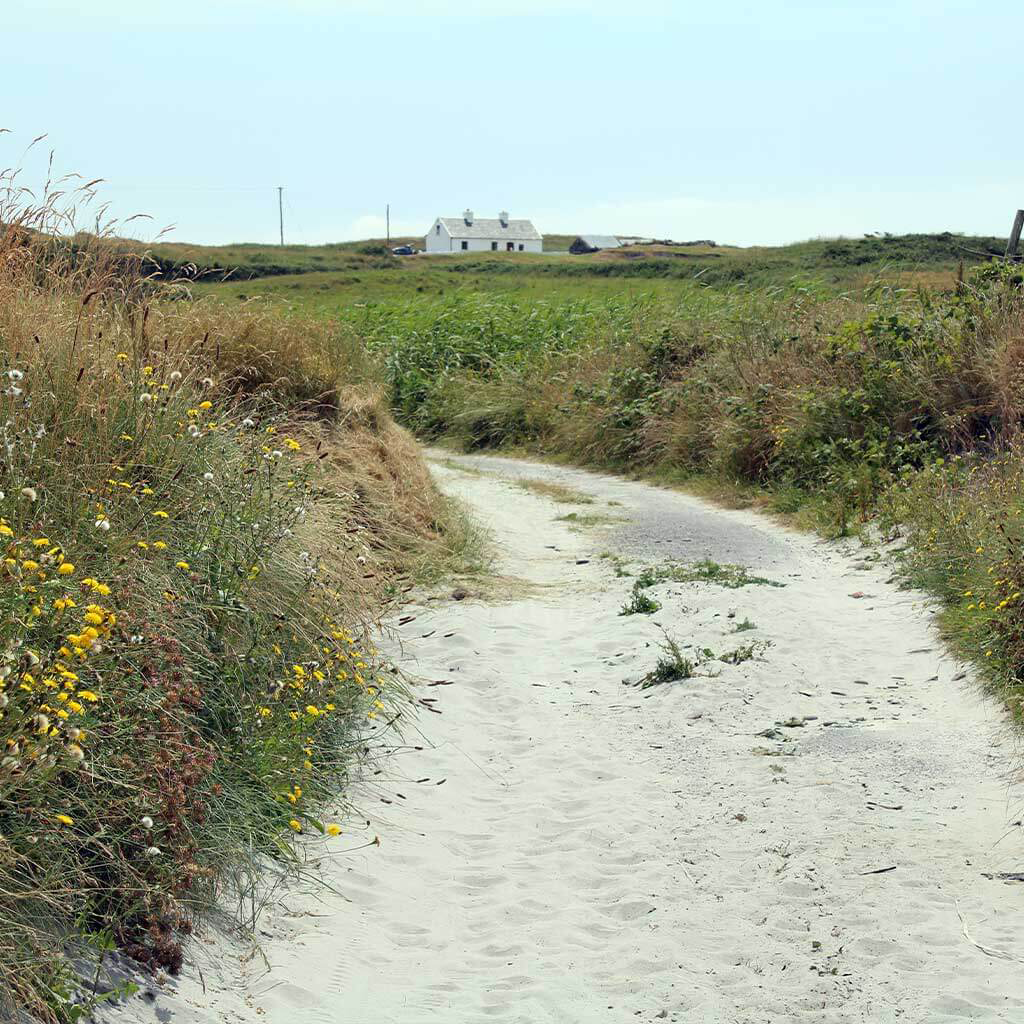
0 168 465 1020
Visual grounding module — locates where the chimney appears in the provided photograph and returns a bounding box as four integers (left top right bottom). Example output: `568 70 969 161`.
464 208 474 225
499 210 509 227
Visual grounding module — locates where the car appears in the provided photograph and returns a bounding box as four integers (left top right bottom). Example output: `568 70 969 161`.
391 245 416 256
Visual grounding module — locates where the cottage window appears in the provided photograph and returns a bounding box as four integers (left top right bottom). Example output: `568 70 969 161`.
506 242 514 251
461 241 468 251
491 242 498 251
518 244 524 251
436 224 440 235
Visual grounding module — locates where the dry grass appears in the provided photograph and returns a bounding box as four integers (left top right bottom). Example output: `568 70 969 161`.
0 158 469 1021
514 479 595 504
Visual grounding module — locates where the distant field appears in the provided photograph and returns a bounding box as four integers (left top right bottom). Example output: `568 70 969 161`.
135 231 1008 313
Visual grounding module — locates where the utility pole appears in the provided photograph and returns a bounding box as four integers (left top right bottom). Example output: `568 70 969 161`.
386 203 390 248
278 186 284 246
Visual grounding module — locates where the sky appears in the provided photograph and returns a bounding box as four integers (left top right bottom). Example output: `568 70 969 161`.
3 0 1022 247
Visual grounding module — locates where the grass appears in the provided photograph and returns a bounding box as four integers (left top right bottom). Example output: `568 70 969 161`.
633 560 782 591
0 173 471 1021
619 584 661 616
514 479 594 504
292 246 1024 722
632 633 696 689
125 231 1007 314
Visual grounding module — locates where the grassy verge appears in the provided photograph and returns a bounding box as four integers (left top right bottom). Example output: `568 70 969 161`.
348 265 1024 716
0 182 472 1020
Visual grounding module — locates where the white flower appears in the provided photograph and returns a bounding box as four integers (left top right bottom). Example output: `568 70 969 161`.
20 487 37 501
242 418 256 428
201 377 213 388
145 846 161 858
139 392 153 403
0 491 4 500
140 815 154 830
202 472 214 482
188 424 201 438
95 517 111 531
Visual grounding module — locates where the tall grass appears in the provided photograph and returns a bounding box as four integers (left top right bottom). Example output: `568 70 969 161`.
0 166 464 1020
353 267 1024 711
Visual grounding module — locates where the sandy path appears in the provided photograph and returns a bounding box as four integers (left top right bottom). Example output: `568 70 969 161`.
115 451 1024 1024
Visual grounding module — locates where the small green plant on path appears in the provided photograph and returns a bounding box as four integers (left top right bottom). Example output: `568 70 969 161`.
634 633 697 688
633 559 783 590
620 583 661 616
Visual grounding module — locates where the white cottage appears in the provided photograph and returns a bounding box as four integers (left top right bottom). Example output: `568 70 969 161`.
425 210 543 254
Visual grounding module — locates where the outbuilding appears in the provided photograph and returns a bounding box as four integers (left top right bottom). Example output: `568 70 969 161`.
568 235 623 254
425 210 543 254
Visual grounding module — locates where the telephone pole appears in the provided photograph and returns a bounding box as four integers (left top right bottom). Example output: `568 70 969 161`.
278 186 284 246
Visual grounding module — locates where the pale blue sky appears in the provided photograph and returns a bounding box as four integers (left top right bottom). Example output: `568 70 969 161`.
5 0 1021 246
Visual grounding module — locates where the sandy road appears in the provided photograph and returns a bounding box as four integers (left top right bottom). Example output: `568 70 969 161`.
116 451 1024 1024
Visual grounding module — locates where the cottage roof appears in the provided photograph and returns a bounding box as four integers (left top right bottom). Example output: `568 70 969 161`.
439 217 542 241
575 235 623 250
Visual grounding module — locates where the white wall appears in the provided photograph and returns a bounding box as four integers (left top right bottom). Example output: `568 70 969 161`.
424 220 543 253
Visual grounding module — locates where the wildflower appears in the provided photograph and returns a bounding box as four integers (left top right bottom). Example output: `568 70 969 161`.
66 744 84 762
288 819 302 833
285 439 301 451
242 418 256 428
116 352 129 362
77 691 99 703
188 424 201 438
153 541 167 550
141 816 154 829
57 563 75 576
169 370 182 382
7 369 24 381
142 365 153 375
95 518 110 531
152 510 169 518
0 525 11 538
326 824 342 837
198 400 212 410
202 472 213 482
139 393 153 403
145 846 161 858
54 814 74 827
20 487 37 502
22 559 39 571
175 561 190 571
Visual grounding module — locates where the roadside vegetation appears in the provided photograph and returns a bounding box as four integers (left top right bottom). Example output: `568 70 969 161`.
338 262 1024 715
0 178 472 1020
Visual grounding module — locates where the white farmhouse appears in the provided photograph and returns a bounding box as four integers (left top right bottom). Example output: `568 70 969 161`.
425 210 543 254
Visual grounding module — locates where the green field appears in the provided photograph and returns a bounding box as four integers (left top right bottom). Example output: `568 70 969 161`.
142 231 1008 314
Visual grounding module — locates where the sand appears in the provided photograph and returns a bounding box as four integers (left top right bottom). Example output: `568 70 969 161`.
110 450 1024 1024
